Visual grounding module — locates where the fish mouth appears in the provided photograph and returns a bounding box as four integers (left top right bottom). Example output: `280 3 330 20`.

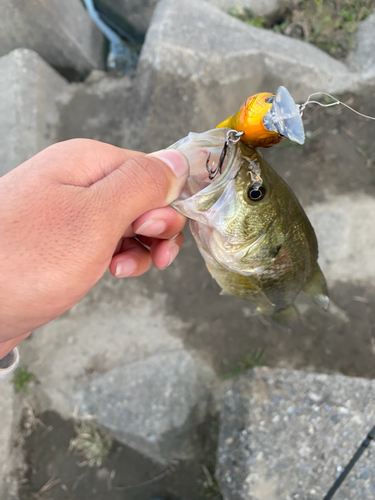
170 128 241 208
263 86 305 145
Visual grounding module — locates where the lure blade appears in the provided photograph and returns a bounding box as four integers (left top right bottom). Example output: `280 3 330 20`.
263 86 305 145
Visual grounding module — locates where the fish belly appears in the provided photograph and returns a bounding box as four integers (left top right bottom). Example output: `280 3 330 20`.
191 219 312 317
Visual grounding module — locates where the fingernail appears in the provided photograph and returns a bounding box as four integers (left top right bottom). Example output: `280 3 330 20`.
149 149 189 179
168 244 180 267
135 219 167 236
115 259 137 277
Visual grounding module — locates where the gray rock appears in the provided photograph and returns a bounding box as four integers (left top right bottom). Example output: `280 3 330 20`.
20 275 187 417
347 12 375 78
125 0 361 153
0 0 104 79
75 349 214 464
217 367 375 500
100 0 159 34
0 49 68 177
306 195 375 286
19 273 216 463
0 381 15 499
57 70 133 146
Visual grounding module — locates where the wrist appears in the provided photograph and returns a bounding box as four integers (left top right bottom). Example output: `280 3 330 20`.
0 332 31 359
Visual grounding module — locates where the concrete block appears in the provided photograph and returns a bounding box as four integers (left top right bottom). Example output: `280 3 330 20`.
19 273 215 464
0 49 68 177
0 0 104 79
19 274 187 418
306 194 375 286
57 71 133 146
347 12 375 78
217 367 375 500
74 349 214 464
125 0 361 154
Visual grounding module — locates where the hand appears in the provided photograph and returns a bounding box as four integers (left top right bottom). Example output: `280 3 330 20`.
0 139 189 357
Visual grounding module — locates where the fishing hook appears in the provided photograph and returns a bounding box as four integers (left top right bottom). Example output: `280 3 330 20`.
206 130 244 180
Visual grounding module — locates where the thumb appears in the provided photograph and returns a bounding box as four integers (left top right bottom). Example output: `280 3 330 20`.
96 149 189 231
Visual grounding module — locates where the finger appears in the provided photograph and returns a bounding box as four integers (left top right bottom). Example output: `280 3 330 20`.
136 235 154 248
150 233 184 270
93 150 189 239
26 139 146 187
113 237 125 256
109 239 152 278
133 207 187 239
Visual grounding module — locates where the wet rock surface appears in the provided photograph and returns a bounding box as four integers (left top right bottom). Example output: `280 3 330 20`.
217 367 375 500
0 0 104 79
19 410 219 500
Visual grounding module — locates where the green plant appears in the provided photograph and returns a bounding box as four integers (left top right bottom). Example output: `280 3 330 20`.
202 477 222 499
244 17 267 28
200 464 223 500
222 348 266 379
314 0 324 14
69 421 113 467
12 366 35 393
230 6 266 28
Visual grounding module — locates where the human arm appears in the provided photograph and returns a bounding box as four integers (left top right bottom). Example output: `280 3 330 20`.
0 139 189 358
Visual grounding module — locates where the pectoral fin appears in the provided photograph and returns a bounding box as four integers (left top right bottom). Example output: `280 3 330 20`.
303 266 330 311
247 277 275 308
271 304 299 328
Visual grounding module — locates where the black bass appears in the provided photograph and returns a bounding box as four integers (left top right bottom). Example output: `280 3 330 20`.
169 127 329 326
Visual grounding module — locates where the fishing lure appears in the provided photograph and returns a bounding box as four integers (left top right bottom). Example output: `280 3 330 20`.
216 86 305 148
217 85 375 151
206 86 305 181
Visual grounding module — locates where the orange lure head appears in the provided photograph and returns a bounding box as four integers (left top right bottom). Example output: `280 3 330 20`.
217 86 305 148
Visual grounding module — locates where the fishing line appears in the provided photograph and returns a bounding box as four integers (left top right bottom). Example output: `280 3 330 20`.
298 92 375 121
322 424 375 500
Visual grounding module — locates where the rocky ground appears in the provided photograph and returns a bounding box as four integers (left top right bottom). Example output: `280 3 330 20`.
1 1 375 499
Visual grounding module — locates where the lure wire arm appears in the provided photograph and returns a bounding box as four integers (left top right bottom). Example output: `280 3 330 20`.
206 130 244 180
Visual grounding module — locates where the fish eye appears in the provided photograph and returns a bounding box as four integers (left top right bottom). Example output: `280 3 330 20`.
266 96 275 104
247 186 266 202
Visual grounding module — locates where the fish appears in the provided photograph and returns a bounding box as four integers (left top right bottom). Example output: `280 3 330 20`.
169 125 329 327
